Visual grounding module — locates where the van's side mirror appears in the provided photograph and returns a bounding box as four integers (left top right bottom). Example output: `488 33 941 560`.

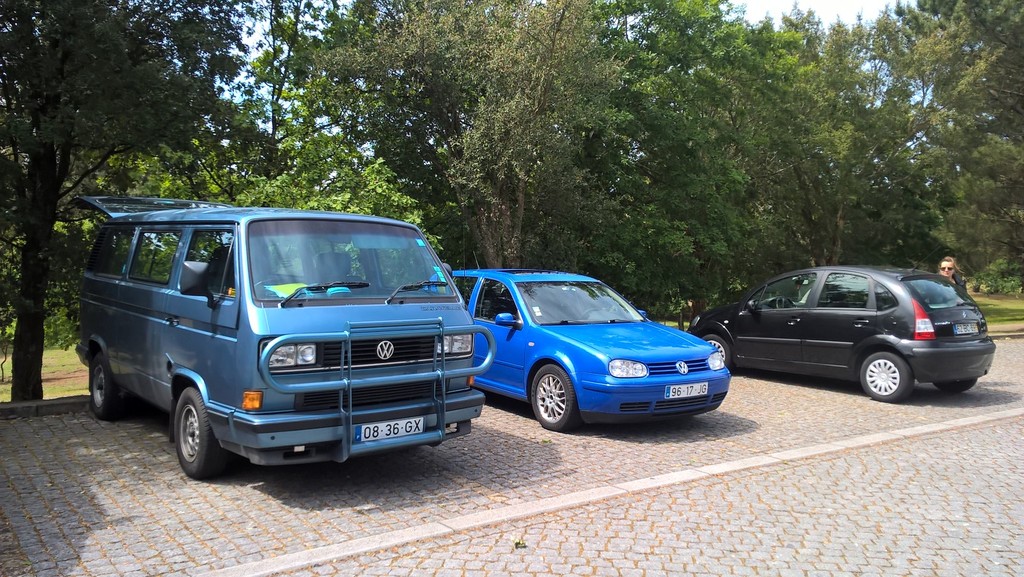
494 312 522 329
180 261 217 308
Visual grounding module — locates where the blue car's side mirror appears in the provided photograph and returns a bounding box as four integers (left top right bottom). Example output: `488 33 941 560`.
494 312 522 329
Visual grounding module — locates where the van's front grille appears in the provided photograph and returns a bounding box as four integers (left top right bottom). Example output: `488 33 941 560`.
295 381 441 411
321 336 440 369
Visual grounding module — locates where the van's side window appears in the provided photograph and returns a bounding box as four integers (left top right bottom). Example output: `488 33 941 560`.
90 227 135 277
186 230 235 297
129 231 181 285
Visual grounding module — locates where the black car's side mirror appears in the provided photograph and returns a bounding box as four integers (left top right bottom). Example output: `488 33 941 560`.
743 299 758 313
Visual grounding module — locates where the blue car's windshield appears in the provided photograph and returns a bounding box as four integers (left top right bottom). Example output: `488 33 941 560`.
516 281 644 325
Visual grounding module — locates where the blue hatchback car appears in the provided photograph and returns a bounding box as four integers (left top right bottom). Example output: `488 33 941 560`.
453 269 730 431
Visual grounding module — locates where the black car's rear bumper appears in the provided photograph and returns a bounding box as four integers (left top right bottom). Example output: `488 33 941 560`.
901 338 996 383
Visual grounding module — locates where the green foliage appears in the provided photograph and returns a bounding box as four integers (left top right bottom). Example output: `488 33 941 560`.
322 0 620 269
0 0 246 400
913 0 1024 286
975 259 1024 295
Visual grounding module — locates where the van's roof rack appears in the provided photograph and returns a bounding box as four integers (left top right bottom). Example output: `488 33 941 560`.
76 196 233 218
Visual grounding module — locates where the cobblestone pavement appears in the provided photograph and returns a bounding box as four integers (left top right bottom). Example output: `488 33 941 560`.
2 339 1023 577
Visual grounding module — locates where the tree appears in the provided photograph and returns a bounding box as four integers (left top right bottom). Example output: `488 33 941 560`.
321 0 619 268
0 0 245 400
585 0 783 316
912 0 1024 282
740 9 953 274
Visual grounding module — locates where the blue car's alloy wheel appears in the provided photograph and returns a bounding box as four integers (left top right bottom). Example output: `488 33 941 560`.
530 364 583 432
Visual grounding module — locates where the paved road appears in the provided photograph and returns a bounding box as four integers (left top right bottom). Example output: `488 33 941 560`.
2 339 1023 577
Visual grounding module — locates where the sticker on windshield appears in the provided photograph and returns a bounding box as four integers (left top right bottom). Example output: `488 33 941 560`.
533 306 543 317
265 283 305 298
416 239 425 246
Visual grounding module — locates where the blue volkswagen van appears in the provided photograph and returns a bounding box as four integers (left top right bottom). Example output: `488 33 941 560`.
76 197 495 479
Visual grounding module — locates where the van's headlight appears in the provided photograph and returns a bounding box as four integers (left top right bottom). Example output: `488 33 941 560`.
708 351 725 371
439 334 473 356
609 359 648 378
270 344 318 368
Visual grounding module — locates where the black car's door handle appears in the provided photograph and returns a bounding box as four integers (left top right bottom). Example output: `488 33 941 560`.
853 318 870 327
787 317 801 326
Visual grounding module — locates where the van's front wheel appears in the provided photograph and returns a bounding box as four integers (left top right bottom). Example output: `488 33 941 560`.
174 388 229 480
89 352 125 421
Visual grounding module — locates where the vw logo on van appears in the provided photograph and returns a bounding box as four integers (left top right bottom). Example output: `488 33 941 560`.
376 340 395 360
676 361 689 375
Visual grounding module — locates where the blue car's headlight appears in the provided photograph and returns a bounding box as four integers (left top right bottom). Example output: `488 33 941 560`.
708 351 725 371
609 359 648 378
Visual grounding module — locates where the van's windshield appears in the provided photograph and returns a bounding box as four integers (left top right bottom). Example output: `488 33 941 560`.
248 219 457 304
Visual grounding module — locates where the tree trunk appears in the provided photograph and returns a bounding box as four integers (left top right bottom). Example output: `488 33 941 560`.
11 227 52 401
11 152 61 401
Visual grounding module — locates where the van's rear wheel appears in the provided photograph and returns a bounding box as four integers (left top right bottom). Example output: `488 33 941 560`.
175 388 229 480
89 352 125 421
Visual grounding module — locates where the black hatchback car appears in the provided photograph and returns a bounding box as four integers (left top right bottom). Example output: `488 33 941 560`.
688 266 996 402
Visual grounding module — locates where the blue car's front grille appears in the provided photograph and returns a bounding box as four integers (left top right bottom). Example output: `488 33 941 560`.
618 391 727 414
647 358 711 376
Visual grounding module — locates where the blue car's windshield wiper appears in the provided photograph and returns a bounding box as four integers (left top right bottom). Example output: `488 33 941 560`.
279 281 370 308
385 280 449 305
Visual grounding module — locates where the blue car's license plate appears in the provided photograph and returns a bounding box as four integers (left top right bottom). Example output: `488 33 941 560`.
665 382 708 399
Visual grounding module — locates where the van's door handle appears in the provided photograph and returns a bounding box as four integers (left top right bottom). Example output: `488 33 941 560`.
165 316 179 327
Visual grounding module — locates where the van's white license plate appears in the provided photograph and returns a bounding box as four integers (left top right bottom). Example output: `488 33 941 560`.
953 322 979 335
665 382 708 399
356 417 424 442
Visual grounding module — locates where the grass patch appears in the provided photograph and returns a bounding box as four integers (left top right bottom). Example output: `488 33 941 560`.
0 347 89 402
972 293 1024 324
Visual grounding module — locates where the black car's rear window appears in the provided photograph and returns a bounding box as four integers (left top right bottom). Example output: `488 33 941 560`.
903 277 975 311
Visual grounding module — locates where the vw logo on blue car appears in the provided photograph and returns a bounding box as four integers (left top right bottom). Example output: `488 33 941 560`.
376 340 395 360
676 361 689 374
